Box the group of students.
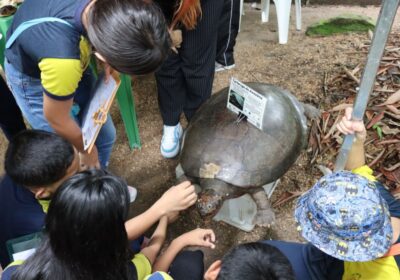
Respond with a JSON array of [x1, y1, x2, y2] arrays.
[[1, 107, 400, 280], [1, 0, 399, 278], [0, 0, 240, 169]]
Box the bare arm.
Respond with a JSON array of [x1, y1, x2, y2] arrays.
[[125, 205, 165, 241], [43, 94, 99, 168], [140, 217, 168, 265], [125, 181, 197, 240], [152, 238, 184, 272], [153, 229, 215, 273], [345, 139, 366, 170], [43, 95, 83, 149], [336, 107, 367, 170]]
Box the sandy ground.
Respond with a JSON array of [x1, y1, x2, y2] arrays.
[[1, 4, 399, 267]]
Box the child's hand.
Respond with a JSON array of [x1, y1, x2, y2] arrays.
[[169, 29, 182, 54], [337, 107, 367, 142], [175, 228, 216, 249], [156, 181, 197, 215]]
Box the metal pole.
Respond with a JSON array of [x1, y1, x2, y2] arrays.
[[334, 0, 399, 171]]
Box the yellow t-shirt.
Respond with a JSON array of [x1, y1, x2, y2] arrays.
[[341, 165, 400, 280], [3, 254, 157, 280], [144, 271, 174, 280], [39, 37, 91, 99], [132, 253, 153, 280], [38, 199, 50, 213], [343, 257, 400, 280], [352, 165, 376, 182]]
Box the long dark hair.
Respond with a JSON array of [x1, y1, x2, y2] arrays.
[[12, 169, 136, 280], [87, 0, 171, 75]]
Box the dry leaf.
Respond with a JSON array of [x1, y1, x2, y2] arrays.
[[386, 104, 400, 115], [381, 125, 400, 135], [272, 191, 303, 208], [329, 103, 353, 112], [366, 111, 384, 129], [368, 149, 386, 167], [377, 89, 400, 106]]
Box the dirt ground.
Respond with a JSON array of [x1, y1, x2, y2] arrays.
[[1, 4, 400, 268]]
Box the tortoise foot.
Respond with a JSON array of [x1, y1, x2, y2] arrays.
[[301, 103, 321, 120], [253, 208, 275, 227]]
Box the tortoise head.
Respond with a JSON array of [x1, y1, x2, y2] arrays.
[[197, 188, 224, 217], [196, 179, 232, 217]]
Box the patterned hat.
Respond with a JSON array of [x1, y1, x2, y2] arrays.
[[295, 171, 392, 262]]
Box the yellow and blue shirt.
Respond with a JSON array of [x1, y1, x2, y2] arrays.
[[5, 0, 92, 100], [0, 175, 45, 268]]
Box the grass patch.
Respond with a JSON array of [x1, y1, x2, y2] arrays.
[[306, 15, 375, 37]]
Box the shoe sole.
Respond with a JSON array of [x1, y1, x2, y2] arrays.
[[161, 145, 180, 158], [161, 127, 183, 159], [127, 186, 137, 203], [215, 64, 236, 72]]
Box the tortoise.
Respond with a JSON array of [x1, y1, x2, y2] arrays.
[[178, 82, 316, 226]]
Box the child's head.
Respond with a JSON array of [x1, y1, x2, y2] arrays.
[[295, 170, 393, 262], [5, 130, 79, 199], [12, 169, 133, 280], [87, 0, 170, 76], [204, 242, 295, 280], [47, 169, 130, 265]]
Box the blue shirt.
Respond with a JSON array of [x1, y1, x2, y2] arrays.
[[0, 175, 45, 268], [5, 0, 89, 78]]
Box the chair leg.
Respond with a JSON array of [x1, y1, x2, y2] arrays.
[[295, 0, 301, 30], [274, 0, 292, 44], [261, 0, 270, 23]]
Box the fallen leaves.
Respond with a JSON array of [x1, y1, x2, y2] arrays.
[[308, 31, 400, 194], [272, 191, 303, 208]]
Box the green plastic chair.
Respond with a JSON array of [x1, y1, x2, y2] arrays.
[[0, 14, 141, 149]]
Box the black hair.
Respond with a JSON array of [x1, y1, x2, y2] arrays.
[[4, 130, 75, 187], [87, 0, 171, 75], [217, 242, 295, 280], [12, 169, 136, 280]]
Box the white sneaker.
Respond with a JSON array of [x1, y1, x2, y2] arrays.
[[215, 62, 236, 72], [160, 123, 183, 158], [127, 185, 137, 203]]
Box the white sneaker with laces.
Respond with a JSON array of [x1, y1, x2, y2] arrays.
[[160, 123, 183, 158], [127, 185, 137, 203]]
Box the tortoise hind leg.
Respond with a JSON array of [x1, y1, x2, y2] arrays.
[[251, 189, 275, 227]]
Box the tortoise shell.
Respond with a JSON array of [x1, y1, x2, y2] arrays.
[[180, 83, 308, 187]]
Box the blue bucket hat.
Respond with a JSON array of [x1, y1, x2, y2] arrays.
[[295, 171, 392, 262]]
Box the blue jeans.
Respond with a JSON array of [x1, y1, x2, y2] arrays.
[[4, 60, 116, 167]]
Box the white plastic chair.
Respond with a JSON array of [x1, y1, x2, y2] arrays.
[[260, 0, 302, 44]]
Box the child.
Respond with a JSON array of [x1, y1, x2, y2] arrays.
[[215, 0, 240, 72], [266, 107, 400, 279], [203, 242, 295, 280], [145, 241, 295, 280], [146, 228, 216, 280], [5, 0, 170, 168], [0, 130, 197, 268], [2, 170, 203, 280], [154, 0, 225, 159]]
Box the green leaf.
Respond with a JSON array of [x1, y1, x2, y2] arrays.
[[372, 124, 383, 140]]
